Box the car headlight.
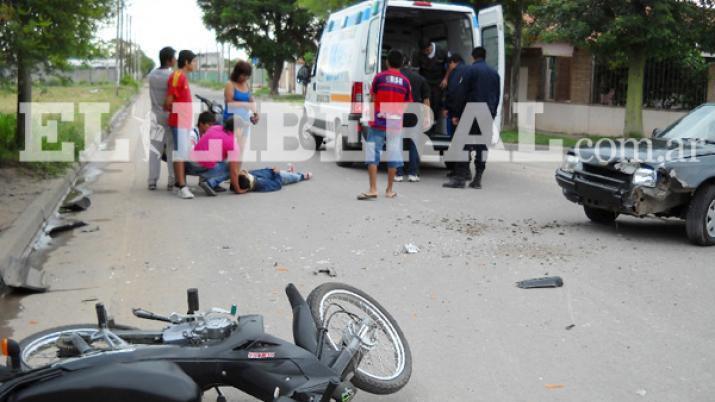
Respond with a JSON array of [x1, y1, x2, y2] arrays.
[[632, 168, 657, 187], [561, 154, 581, 173]]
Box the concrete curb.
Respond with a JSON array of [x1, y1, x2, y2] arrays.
[[0, 164, 80, 288], [0, 90, 140, 290]]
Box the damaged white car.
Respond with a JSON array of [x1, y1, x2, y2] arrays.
[[556, 104, 715, 246]]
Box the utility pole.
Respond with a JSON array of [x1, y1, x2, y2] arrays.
[[115, 0, 122, 94]]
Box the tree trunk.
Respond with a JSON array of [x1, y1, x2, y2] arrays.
[[624, 49, 646, 137], [15, 53, 32, 151], [507, 4, 523, 129], [269, 60, 284, 96]]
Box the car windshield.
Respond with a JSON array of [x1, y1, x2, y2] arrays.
[[658, 104, 715, 142]]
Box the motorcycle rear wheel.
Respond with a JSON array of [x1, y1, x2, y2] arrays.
[[307, 283, 412, 395]]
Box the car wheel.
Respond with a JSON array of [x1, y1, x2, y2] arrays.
[[584, 206, 618, 224], [298, 114, 323, 151], [685, 184, 715, 246]]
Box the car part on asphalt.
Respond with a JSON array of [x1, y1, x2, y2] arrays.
[[516, 276, 564, 289]]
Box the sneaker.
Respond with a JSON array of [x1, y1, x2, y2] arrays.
[[198, 181, 217, 197], [395, 176, 404, 182], [408, 175, 420, 182], [148, 183, 157, 191], [177, 186, 194, 199], [304, 172, 313, 180]]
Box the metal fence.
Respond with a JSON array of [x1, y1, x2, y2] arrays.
[[592, 59, 709, 110]]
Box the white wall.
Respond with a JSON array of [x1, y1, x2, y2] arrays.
[[535, 102, 686, 137]]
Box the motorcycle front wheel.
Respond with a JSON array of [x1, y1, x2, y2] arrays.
[[307, 283, 412, 395], [14, 323, 135, 370]]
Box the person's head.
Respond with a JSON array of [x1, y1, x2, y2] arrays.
[[197, 111, 216, 135], [418, 38, 432, 55], [159, 47, 176, 69], [222, 116, 237, 135], [230, 60, 252, 83], [448, 53, 464, 69], [238, 171, 255, 191], [472, 47, 487, 62], [178, 50, 197, 71], [386, 49, 403, 69]]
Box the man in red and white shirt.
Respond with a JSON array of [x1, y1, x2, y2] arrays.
[[358, 49, 413, 201], [164, 50, 197, 199]]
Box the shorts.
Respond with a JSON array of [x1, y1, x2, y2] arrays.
[[364, 127, 403, 169], [171, 127, 192, 161]]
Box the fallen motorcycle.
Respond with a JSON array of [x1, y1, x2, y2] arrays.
[[0, 283, 411, 402]]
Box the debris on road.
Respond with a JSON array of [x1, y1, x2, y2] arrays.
[[636, 389, 647, 397], [565, 324, 576, 330], [314, 268, 337, 277], [46, 217, 88, 237], [544, 384, 565, 390], [80, 226, 100, 233], [403, 243, 420, 254], [60, 196, 91, 213], [516, 276, 564, 289], [81, 297, 99, 303]]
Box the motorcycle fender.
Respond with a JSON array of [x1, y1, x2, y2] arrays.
[[9, 361, 200, 402]]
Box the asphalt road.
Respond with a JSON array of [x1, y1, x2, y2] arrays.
[[1, 85, 715, 402]]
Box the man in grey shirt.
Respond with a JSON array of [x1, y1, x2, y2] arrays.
[[147, 47, 176, 190]]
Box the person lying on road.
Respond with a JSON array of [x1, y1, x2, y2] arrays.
[[235, 165, 313, 194]]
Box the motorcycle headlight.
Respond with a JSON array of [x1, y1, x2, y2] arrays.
[[633, 168, 657, 188], [561, 154, 581, 173]]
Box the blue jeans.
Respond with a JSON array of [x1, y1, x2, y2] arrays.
[[278, 171, 304, 185], [397, 138, 419, 176], [185, 161, 229, 188], [364, 127, 403, 169]]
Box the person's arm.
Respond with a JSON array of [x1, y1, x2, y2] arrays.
[[440, 63, 455, 89]]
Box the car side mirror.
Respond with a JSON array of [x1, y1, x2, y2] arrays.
[[651, 128, 662, 138]]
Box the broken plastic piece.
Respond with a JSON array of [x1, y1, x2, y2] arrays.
[[515, 276, 564, 289], [313, 268, 337, 278], [46, 219, 88, 237], [60, 196, 91, 213], [403, 243, 420, 254]]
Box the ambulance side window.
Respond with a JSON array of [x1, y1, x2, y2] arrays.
[[365, 18, 380, 74]]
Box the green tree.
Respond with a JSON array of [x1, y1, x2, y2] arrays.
[[198, 0, 320, 95], [530, 0, 715, 136], [297, 0, 353, 17], [0, 0, 116, 149]]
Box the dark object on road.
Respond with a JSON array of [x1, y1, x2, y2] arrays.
[[556, 104, 715, 246], [46, 219, 87, 237], [59, 196, 91, 213], [0, 284, 412, 402], [516, 276, 564, 289], [565, 324, 576, 331], [314, 268, 338, 277]]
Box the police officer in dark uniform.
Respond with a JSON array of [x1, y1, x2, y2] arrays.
[[443, 47, 501, 190]]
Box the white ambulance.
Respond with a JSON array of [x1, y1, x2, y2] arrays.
[[301, 0, 505, 165]]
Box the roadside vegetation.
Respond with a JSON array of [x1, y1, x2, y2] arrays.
[[0, 82, 139, 175]]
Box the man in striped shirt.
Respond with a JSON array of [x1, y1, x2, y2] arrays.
[[358, 50, 413, 201]]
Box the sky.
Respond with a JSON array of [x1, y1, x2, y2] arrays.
[[99, 0, 247, 65]]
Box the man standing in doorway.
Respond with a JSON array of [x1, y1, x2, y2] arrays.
[[357, 50, 412, 201], [444, 47, 500, 189], [415, 39, 447, 130], [147, 46, 176, 191], [165, 50, 197, 199]]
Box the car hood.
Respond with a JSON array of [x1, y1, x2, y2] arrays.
[[574, 138, 715, 166]]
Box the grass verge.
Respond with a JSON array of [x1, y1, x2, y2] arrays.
[[0, 82, 139, 176]]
